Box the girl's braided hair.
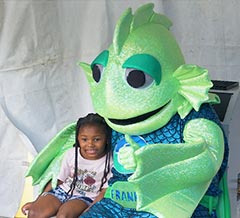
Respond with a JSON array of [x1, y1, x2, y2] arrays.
[[67, 113, 112, 197]]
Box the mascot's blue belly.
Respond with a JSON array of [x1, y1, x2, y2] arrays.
[[80, 104, 228, 218]]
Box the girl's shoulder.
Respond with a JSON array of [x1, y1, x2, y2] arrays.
[[64, 147, 76, 158]]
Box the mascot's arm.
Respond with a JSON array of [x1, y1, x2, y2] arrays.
[[120, 118, 224, 181], [119, 118, 224, 217], [25, 122, 76, 193]]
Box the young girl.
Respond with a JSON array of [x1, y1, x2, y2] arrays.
[[21, 113, 112, 218]]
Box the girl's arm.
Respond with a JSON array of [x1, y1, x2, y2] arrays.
[[92, 188, 106, 204], [84, 188, 107, 213]]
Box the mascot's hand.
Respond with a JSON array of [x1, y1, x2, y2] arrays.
[[37, 156, 63, 192], [119, 146, 137, 171], [118, 135, 140, 171], [25, 123, 76, 193]]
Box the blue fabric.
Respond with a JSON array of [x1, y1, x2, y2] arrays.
[[46, 186, 93, 205], [81, 198, 156, 218]]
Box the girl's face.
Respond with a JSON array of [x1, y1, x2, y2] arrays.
[[78, 124, 107, 160]]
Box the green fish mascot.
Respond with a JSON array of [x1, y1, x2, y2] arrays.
[[26, 3, 230, 218]]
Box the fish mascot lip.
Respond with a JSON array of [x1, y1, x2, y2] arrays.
[[25, 3, 229, 218]]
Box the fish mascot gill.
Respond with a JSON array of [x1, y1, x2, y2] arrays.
[[26, 3, 229, 218]]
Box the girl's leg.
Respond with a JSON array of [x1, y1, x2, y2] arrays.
[[27, 194, 61, 218], [56, 199, 88, 218]]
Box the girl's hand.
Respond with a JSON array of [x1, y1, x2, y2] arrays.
[[21, 202, 33, 215]]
